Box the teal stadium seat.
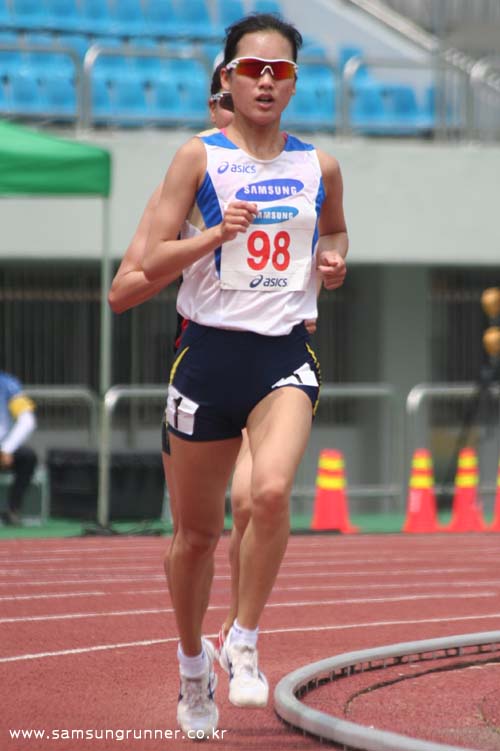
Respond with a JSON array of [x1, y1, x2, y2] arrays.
[[0, 32, 23, 75], [182, 76, 208, 124], [0, 0, 11, 26], [25, 32, 75, 76], [252, 0, 282, 15], [128, 37, 164, 81], [43, 71, 77, 119], [144, 0, 177, 38], [45, 0, 82, 32], [10, 68, 48, 116], [80, 0, 112, 35], [91, 75, 113, 123], [170, 0, 217, 40], [113, 76, 148, 125], [152, 76, 183, 121], [109, 0, 148, 38], [10, 0, 48, 29], [216, 0, 245, 30], [0, 79, 10, 115]]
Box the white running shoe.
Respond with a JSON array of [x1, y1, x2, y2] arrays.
[[219, 640, 269, 708], [177, 638, 218, 737]]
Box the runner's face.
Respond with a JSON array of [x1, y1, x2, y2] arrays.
[[209, 97, 234, 129], [223, 31, 296, 123]]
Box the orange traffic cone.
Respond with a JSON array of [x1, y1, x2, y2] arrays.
[[489, 457, 500, 531], [402, 448, 439, 533], [445, 447, 486, 532], [310, 449, 358, 533]]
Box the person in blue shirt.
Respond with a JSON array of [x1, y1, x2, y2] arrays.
[[0, 371, 37, 525]]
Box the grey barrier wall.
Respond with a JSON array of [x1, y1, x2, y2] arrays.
[[96, 382, 402, 528], [19, 381, 500, 523]]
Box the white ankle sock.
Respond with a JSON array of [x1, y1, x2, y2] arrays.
[[229, 619, 258, 648], [177, 643, 207, 678]]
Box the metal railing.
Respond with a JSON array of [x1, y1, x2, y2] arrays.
[[340, 55, 472, 138], [405, 382, 500, 498], [0, 41, 82, 126], [25, 385, 100, 444], [80, 43, 212, 130], [97, 384, 166, 527], [96, 382, 401, 527]]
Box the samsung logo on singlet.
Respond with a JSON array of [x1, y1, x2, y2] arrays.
[[236, 179, 304, 201], [217, 161, 257, 174], [253, 206, 298, 224]]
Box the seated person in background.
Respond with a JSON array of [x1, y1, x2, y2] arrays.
[[0, 370, 37, 525]]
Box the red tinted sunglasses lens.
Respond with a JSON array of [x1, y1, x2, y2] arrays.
[[236, 59, 296, 80]]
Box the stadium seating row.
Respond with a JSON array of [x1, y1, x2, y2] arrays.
[[1, 0, 283, 38], [0, 21, 442, 133]]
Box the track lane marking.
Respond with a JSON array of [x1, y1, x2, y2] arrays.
[[2, 612, 500, 663], [0, 592, 496, 625]]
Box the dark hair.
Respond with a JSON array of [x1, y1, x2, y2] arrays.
[[223, 13, 303, 64], [210, 62, 224, 96]]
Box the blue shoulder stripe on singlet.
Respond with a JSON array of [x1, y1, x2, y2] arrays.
[[200, 131, 238, 149], [196, 171, 224, 276], [311, 177, 326, 254], [283, 133, 315, 152]]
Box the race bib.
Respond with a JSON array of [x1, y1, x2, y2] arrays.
[[220, 224, 313, 292]]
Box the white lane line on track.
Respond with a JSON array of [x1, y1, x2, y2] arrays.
[[2, 579, 500, 602], [0, 567, 487, 587], [0, 592, 495, 624], [0, 591, 107, 601], [0, 556, 490, 572], [2, 611, 500, 664]]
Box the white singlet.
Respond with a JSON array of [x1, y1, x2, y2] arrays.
[[177, 129, 325, 336]]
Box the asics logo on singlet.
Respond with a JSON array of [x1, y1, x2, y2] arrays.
[[217, 161, 257, 174], [235, 179, 304, 202], [249, 275, 288, 288], [253, 205, 298, 225]]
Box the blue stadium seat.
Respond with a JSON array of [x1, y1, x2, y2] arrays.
[[0, 32, 23, 76], [9, 68, 47, 115], [385, 83, 435, 135], [0, 0, 11, 27], [145, 0, 182, 38], [109, 0, 148, 37], [283, 85, 334, 132], [127, 37, 164, 80], [42, 71, 77, 119], [113, 76, 148, 125], [252, 0, 282, 15], [182, 77, 208, 124], [170, 0, 218, 40], [216, 0, 245, 30], [350, 81, 388, 134], [0, 80, 10, 115], [25, 32, 75, 76], [91, 35, 126, 81], [10, 0, 49, 30], [301, 40, 328, 60], [90, 75, 113, 122], [57, 33, 91, 63], [45, 0, 82, 32], [152, 76, 183, 120], [80, 0, 112, 35]]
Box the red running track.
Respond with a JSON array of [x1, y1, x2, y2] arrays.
[[1, 533, 500, 751]]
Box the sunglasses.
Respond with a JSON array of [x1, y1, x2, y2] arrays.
[[225, 57, 298, 80], [209, 91, 234, 112]]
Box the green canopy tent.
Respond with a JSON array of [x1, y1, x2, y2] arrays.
[[0, 120, 114, 525]]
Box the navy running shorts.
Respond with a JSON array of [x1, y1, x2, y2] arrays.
[[162, 321, 321, 445]]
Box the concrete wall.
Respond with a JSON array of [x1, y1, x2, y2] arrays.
[[1, 132, 498, 265]]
